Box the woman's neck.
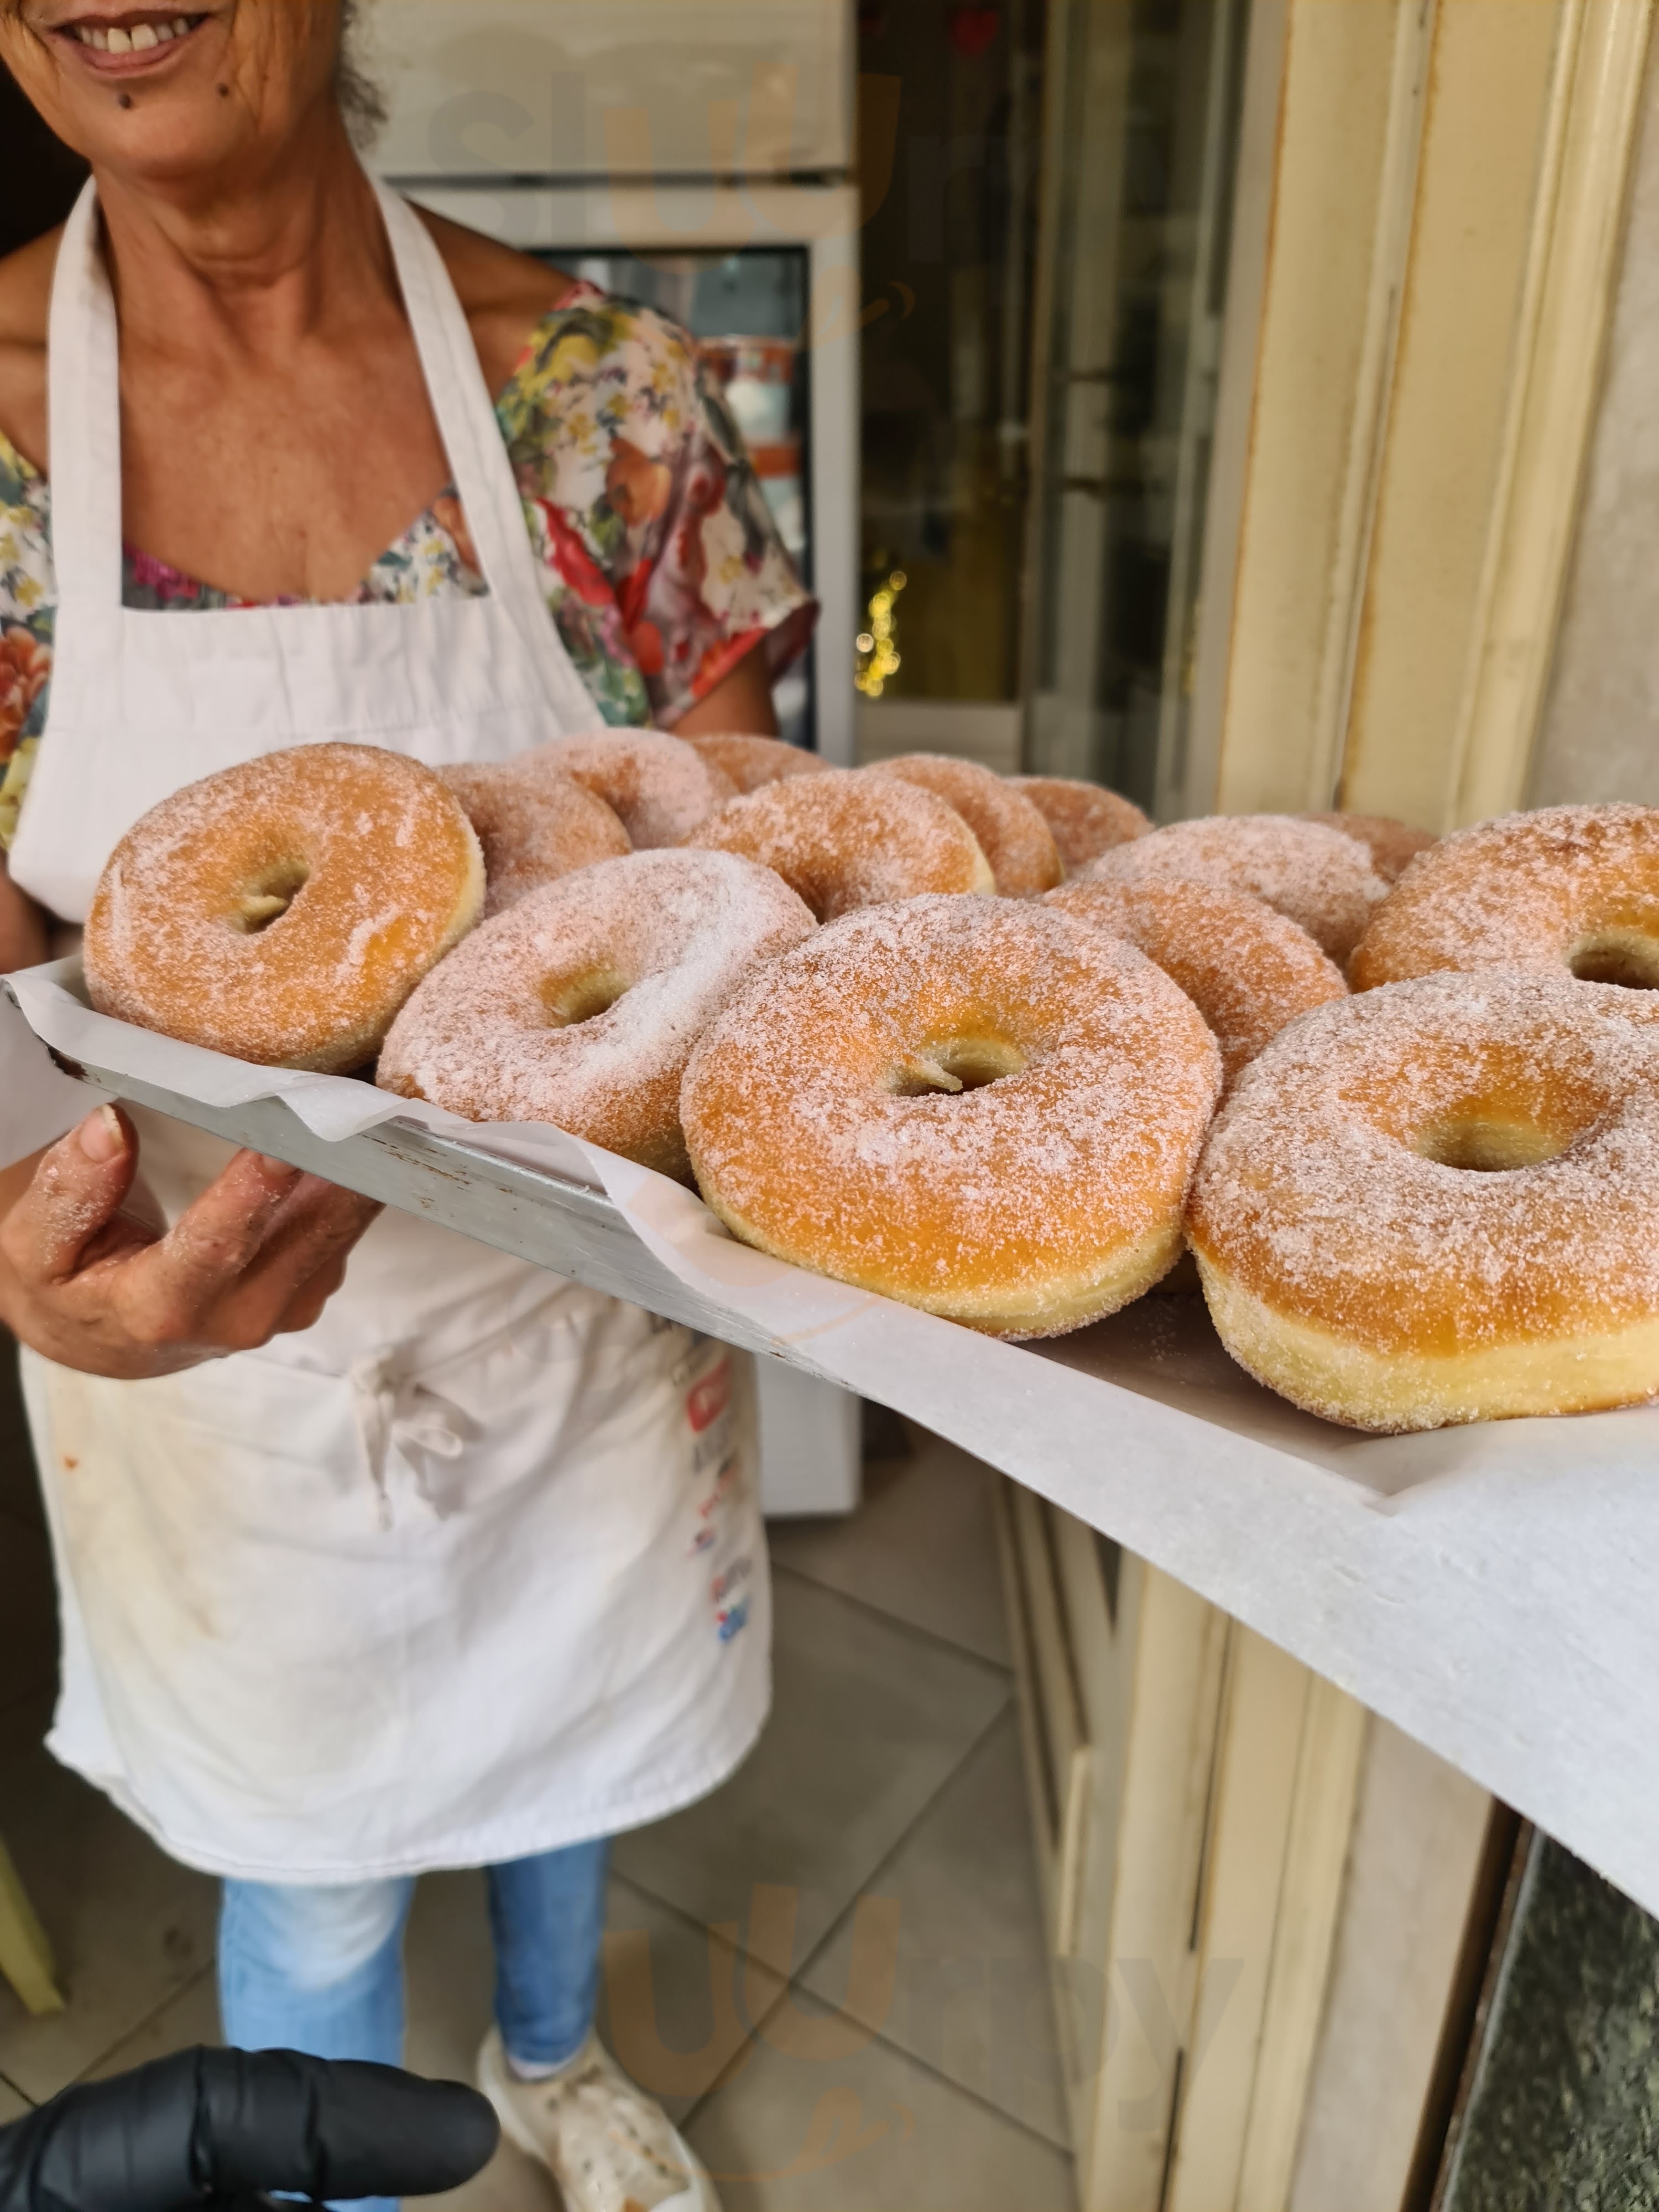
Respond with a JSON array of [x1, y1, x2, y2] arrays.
[[93, 107, 394, 366]]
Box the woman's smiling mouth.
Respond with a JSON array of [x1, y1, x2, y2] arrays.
[[55, 11, 207, 67]]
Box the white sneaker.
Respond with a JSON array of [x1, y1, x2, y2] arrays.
[[477, 2023, 722, 2212]]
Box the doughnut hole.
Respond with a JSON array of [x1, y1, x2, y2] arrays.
[[541, 965, 632, 1026], [1567, 927, 1659, 989], [1415, 1118, 1569, 1172], [233, 857, 311, 933], [888, 1036, 1030, 1096]]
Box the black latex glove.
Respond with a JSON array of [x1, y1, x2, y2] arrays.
[[0, 2047, 499, 2212]]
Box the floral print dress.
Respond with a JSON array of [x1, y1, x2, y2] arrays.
[[0, 286, 815, 848]]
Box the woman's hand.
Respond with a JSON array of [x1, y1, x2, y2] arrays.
[[0, 1107, 380, 1380]]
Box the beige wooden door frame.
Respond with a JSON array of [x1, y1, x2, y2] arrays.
[[1187, 0, 1655, 831]]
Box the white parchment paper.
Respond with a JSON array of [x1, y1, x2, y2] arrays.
[[8, 958, 1659, 1913]]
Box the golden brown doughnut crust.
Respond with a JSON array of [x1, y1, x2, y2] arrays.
[[682, 895, 1221, 1337], [867, 755, 1061, 896], [1087, 813, 1388, 962], [685, 772, 994, 919], [441, 761, 630, 916], [378, 848, 815, 1178], [1302, 811, 1436, 884], [1047, 877, 1346, 1086], [1187, 972, 1659, 1430], [85, 744, 483, 1073], [681, 732, 832, 794], [521, 731, 737, 847], [1009, 776, 1151, 872], [1350, 802, 1659, 992]]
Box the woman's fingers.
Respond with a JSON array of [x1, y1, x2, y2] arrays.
[[106, 1149, 311, 1348], [208, 1175, 382, 1348], [0, 1108, 143, 1285]]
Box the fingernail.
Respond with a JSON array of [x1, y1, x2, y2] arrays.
[[78, 1105, 125, 1164]]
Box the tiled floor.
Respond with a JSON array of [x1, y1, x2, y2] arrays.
[[0, 1339, 1074, 2210]]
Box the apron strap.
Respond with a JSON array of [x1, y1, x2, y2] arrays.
[[43, 175, 598, 733], [45, 181, 122, 613], [371, 184, 601, 729]]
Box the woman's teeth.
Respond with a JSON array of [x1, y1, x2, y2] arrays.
[[72, 17, 194, 50]]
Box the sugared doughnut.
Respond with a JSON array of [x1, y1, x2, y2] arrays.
[[440, 761, 629, 916], [1187, 972, 1659, 1430], [1009, 775, 1151, 873], [1302, 811, 1436, 884], [682, 896, 1221, 1337], [867, 755, 1061, 897], [378, 849, 814, 1178], [1047, 877, 1345, 1087], [681, 732, 831, 794], [521, 731, 736, 848], [85, 743, 482, 1073], [685, 773, 994, 919], [1086, 813, 1387, 962], [1350, 802, 1659, 993]]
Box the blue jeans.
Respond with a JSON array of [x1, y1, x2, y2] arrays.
[[218, 1839, 609, 2212]]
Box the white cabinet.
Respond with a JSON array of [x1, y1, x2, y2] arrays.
[[363, 0, 855, 181]]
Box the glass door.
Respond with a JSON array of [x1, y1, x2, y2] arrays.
[[1024, 0, 1250, 818]]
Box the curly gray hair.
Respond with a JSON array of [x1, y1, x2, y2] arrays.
[[336, 0, 387, 145]]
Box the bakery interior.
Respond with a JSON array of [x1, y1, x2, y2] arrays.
[[6, 3, 1659, 2211]]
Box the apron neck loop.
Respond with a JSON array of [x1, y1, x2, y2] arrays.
[[43, 170, 566, 675]]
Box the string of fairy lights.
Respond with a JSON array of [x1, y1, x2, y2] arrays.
[[854, 568, 907, 698]]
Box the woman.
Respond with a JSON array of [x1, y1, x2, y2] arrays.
[[0, 7, 816, 2210]]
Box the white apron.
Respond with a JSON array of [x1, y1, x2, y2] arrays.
[[6, 180, 769, 1882]]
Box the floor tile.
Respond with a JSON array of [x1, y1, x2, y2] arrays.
[[0, 1338, 44, 1532], [686, 1990, 1077, 2212], [0, 2075, 28, 2122], [0, 1733, 219, 2101], [613, 1574, 1009, 1979], [768, 1432, 1012, 1667], [0, 1507, 58, 1721], [79, 1966, 219, 2080], [800, 1710, 1070, 2148]]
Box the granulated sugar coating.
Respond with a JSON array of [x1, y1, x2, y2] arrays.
[[441, 761, 629, 916], [1350, 802, 1659, 992], [84, 743, 484, 1073], [868, 755, 1062, 896], [1086, 813, 1387, 961], [1046, 877, 1346, 1086], [685, 773, 995, 919], [682, 895, 1222, 1338], [1010, 776, 1151, 873], [378, 847, 815, 1179], [681, 732, 832, 795], [520, 730, 736, 848], [1187, 971, 1659, 1431], [1303, 811, 1436, 884]]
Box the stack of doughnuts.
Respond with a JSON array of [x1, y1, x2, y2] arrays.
[[84, 742, 1659, 1432]]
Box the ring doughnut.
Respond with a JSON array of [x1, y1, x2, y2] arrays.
[[1046, 877, 1345, 1086], [682, 895, 1222, 1336], [1008, 776, 1151, 873], [1086, 813, 1387, 962], [378, 848, 814, 1178], [521, 731, 737, 848], [1350, 802, 1659, 993], [440, 762, 629, 916], [1187, 971, 1659, 1430], [1302, 811, 1436, 884], [681, 733, 832, 794], [867, 755, 1061, 896], [685, 772, 994, 919], [85, 743, 482, 1073]]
